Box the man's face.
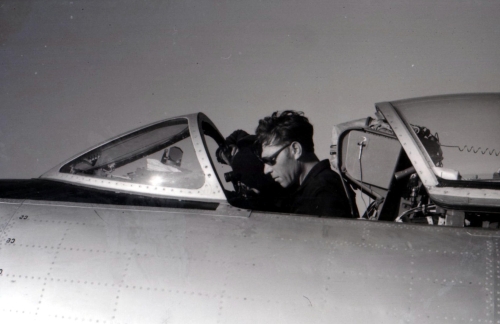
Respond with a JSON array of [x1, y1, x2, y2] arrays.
[[261, 143, 299, 188]]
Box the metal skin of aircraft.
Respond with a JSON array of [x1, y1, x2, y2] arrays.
[[1, 94, 499, 323]]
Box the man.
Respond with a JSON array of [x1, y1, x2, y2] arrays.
[[255, 110, 353, 218]]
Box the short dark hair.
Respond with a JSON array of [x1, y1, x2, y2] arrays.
[[255, 110, 314, 153]]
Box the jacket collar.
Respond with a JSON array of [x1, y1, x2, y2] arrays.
[[294, 160, 330, 193]]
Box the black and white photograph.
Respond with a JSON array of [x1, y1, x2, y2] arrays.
[[1, 1, 500, 323]]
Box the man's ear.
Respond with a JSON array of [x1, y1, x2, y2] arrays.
[[290, 141, 303, 160]]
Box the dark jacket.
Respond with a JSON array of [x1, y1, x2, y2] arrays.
[[283, 160, 353, 218]]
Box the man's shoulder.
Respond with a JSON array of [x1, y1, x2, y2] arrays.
[[307, 160, 343, 187], [294, 161, 344, 203], [291, 160, 352, 218]]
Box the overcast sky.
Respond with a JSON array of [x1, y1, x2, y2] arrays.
[[1, 0, 499, 179]]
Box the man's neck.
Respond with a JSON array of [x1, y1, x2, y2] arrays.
[[298, 154, 320, 185]]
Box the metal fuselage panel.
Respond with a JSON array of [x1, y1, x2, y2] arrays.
[[0, 200, 23, 245], [0, 200, 498, 323]]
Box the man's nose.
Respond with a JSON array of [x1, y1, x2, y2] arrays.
[[263, 163, 272, 175]]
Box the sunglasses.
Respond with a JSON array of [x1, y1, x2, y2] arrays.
[[256, 143, 292, 166]]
